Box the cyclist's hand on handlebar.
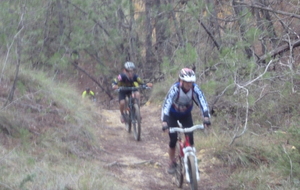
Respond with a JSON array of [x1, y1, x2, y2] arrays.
[[146, 83, 153, 88], [203, 117, 211, 127], [112, 84, 118, 90], [162, 122, 169, 132]]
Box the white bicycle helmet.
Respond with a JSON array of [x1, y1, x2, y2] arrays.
[[124, 61, 135, 70], [179, 68, 196, 82]]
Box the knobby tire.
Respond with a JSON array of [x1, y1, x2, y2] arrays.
[[132, 103, 141, 141], [175, 142, 183, 188], [187, 155, 198, 190]]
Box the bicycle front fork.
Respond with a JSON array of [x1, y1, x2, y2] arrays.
[[183, 147, 200, 182]]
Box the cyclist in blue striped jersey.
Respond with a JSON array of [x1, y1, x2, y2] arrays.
[[161, 68, 211, 174]]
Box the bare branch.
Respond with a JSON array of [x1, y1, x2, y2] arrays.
[[282, 145, 293, 180], [229, 85, 249, 146], [0, 20, 24, 82], [2, 10, 25, 108], [236, 2, 300, 19], [198, 20, 220, 50], [243, 60, 273, 87], [229, 60, 273, 146]]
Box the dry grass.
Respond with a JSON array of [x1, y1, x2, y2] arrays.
[[0, 63, 129, 190], [194, 119, 300, 189]]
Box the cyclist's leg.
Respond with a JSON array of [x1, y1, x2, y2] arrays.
[[179, 113, 194, 146], [133, 82, 140, 104], [118, 92, 126, 123], [167, 115, 178, 174], [168, 134, 177, 165], [133, 90, 140, 105], [168, 115, 178, 160], [133, 90, 141, 120], [133, 90, 140, 98]]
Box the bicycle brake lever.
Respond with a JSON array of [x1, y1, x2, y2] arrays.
[[177, 120, 183, 128]]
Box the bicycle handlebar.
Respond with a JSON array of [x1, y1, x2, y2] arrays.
[[162, 120, 204, 132], [162, 124, 204, 133], [118, 85, 150, 92], [169, 125, 204, 133]]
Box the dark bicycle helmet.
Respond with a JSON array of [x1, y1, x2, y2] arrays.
[[124, 61, 135, 70], [179, 68, 196, 82]]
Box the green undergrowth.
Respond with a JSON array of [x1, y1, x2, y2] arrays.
[[148, 77, 177, 104], [195, 119, 300, 189], [0, 63, 129, 190]]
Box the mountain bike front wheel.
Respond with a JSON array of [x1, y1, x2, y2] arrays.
[[132, 104, 141, 141], [187, 155, 198, 190], [175, 143, 183, 188]]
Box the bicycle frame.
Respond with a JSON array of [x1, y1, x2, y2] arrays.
[[118, 85, 150, 141], [180, 136, 199, 182], [169, 122, 204, 183], [125, 93, 137, 120]]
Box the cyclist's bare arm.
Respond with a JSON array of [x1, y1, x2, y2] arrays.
[[146, 83, 153, 87]]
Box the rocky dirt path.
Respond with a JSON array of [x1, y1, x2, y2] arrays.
[[96, 104, 229, 190]]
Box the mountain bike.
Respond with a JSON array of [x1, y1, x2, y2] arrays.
[[163, 121, 204, 190], [118, 85, 150, 141]]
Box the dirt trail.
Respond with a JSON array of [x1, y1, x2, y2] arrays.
[[96, 104, 229, 190]]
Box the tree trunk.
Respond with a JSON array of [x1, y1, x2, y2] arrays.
[[253, 3, 267, 55], [232, 0, 253, 59], [144, 0, 155, 79], [129, 0, 137, 62], [205, 0, 221, 46], [258, 0, 278, 48], [154, 0, 170, 70], [56, 0, 64, 37]]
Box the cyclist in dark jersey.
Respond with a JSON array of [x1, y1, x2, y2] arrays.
[[161, 68, 211, 174], [112, 62, 151, 123]]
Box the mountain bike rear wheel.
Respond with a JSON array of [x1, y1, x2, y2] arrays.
[[175, 143, 183, 188], [187, 155, 198, 190], [132, 104, 141, 141]]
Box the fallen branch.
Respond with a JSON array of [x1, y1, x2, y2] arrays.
[[236, 2, 300, 19], [258, 40, 300, 63], [71, 61, 113, 100]]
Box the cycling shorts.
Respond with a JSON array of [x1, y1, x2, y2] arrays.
[[167, 112, 194, 148]]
